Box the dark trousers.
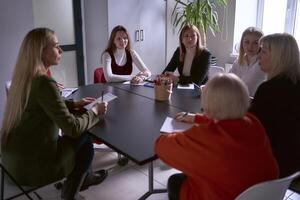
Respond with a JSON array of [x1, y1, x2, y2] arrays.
[[62, 132, 94, 199], [168, 173, 186, 200]]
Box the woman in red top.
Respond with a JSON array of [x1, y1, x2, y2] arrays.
[[155, 73, 278, 200]]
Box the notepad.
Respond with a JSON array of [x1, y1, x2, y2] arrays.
[[177, 84, 194, 90], [61, 87, 78, 98], [160, 116, 193, 133], [123, 81, 145, 86], [84, 92, 117, 110]]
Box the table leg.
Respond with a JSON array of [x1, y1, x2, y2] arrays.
[[138, 161, 167, 200]]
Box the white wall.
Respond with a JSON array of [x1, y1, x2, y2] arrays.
[[0, 0, 34, 127]]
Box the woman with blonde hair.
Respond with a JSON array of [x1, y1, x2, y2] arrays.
[[1, 28, 108, 199], [155, 73, 278, 200], [163, 24, 211, 85], [230, 27, 266, 96], [101, 25, 151, 83], [249, 33, 300, 178]]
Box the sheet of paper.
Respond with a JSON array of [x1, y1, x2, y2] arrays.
[[61, 87, 78, 98], [160, 116, 193, 133], [123, 81, 145, 86], [177, 84, 194, 90], [84, 92, 117, 110]]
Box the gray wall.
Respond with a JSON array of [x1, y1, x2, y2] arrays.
[[0, 0, 34, 127], [83, 0, 109, 84]]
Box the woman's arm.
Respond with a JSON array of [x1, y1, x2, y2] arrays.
[[36, 76, 100, 138], [130, 50, 151, 78], [102, 52, 133, 82], [162, 48, 180, 74]]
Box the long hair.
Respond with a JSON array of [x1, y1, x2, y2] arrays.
[[238, 27, 263, 65], [179, 24, 203, 62], [103, 25, 132, 54], [260, 33, 300, 83], [1, 28, 54, 144], [202, 73, 249, 120]]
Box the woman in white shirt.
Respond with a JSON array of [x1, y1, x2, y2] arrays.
[[101, 25, 151, 83], [230, 27, 266, 97]]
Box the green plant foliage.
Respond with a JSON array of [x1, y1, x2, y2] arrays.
[[172, 0, 227, 36]]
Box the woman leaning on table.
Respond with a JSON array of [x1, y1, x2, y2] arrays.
[[162, 24, 211, 85], [249, 33, 300, 178], [1, 28, 108, 200], [101, 25, 151, 84], [155, 73, 278, 200]]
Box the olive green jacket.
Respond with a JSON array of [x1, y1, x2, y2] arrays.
[[2, 75, 100, 186]]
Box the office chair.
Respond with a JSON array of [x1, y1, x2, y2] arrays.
[[235, 171, 300, 200], [93, 67, 129, 166], [0, 162, 61, 200], [208, 66, 225, 80]]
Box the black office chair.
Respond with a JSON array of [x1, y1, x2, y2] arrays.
[[0, 163, 43, 200]]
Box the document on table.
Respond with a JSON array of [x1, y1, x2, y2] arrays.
[[123, 81, 145, 86], [84, 92, 117, 110], [61, 87, 78, 98], [160, 117, 193, 133], [177, 84, 194, 90]]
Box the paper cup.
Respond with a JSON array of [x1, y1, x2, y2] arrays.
[[154, 83, 173, 101]]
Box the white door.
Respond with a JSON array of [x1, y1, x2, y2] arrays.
[[107, 0, 166, 75]]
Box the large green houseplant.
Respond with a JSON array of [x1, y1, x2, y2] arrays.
[[172, 0, 227, 46]]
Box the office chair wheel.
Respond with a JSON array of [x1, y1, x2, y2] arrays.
[[118, 157, 129, 166], [54, 181, 63, 190]]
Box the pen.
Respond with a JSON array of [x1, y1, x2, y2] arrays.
[[101, 91, 104, 102], [182, 112, 189, 117]]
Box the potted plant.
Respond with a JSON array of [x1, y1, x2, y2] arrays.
[[172, 0, 227, 46]]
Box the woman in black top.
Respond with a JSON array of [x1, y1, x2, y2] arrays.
[[163, 24, 211, 85], [249, 33, 300, 178]]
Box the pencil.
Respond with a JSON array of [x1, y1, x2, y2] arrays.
[[101, 91, 104, 102]]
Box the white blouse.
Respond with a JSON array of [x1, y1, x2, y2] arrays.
[[230, 55, 266, 97], [101, 49, 151, 82]]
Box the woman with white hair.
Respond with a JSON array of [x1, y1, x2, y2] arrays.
[[155, 73, 278, 200], [249, 33, 300, 178]]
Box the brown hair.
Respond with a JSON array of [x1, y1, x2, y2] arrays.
[[179, 24, 203, 62], [103, 25, 132, 54]]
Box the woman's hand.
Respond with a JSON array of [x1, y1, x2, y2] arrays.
[[74, 97, 95, 108], [175, 112, 195, 123], [91, 102, 108, 116], [164, 71, 179, 84], [130, 76, 143, 84]]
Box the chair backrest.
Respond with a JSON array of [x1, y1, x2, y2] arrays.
[[94, 67, 107, 83], [235, 171, 300, 200], [208, 66, 225, 80]]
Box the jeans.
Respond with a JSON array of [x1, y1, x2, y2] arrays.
[[168, 173, 186, 200]]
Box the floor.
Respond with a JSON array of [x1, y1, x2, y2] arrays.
[[6, 144, 300, 200]]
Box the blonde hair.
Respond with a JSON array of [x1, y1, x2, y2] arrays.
[[202, 73, 249, 120], [1, 28, 54, 144], [179, 24, 203, 62], [238, 27, 263, 65], [260, 33, 300, 83]]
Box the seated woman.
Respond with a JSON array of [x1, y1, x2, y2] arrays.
[[101, 25, 151, 84], [230, 27, 266, 97], [155, 73, 278, 200], [162, 24, 211, 85], [1, 28, 108, 200], [249, 33, 300, 178]]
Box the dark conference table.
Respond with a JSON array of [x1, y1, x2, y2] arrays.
[[70, 83, 201, 199]]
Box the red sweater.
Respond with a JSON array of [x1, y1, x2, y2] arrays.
[[155, 113, 278, 200]]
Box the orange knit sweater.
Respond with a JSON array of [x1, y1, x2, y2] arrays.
[[155, 113, 278, 200]]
